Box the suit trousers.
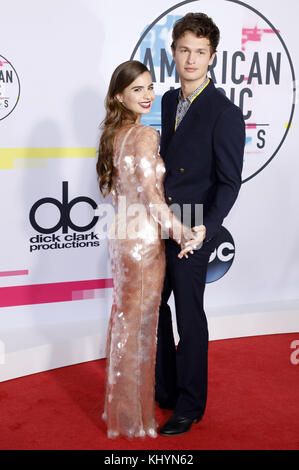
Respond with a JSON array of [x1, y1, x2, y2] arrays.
[[155, 235, 218, 420]]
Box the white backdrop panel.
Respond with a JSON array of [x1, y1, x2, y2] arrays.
[[0, 0, 298, 381]]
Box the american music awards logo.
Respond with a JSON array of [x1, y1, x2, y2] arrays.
[[131, 0, 296, 282], [0, 54, 20, 120], [131, 0, 296, 184]]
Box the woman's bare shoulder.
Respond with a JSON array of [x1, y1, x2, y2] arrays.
[[135, 124, 159, 142]]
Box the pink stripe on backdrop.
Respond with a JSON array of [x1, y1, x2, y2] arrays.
[[0, 270, 29, 277], [246, 124, 257, 129], [0, 279, 113, 308]]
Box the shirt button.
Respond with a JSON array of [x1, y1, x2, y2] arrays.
[[168, 196, 173, 202], [179, 168, 184, 173]]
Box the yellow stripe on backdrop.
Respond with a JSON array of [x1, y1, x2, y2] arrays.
[[0, 148, 96, 169], [285, 122, 293, 129]]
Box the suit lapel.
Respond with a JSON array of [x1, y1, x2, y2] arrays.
[[163, 80, 215, 164], [161, 89, 179, 159], [164, 103, 200, 166]]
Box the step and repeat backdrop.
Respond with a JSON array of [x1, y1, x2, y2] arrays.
[[1, 0, 298, 380]]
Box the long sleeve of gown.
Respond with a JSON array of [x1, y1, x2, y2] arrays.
[[135, 126, 192, 244]]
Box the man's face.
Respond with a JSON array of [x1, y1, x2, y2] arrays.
[[172, 31, 216, 85]]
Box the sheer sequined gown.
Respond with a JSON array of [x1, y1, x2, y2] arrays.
[[102, 124, 188, 439]]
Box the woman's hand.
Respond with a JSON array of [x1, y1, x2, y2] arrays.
[[178, 225, 206, 259]]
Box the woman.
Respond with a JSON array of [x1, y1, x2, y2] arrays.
[[97, 60, 196, 439]]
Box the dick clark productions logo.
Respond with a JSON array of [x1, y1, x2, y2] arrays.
[[131, 0, 296, 281], [29, 182, 100, 252], [0, 54, 20, 120]]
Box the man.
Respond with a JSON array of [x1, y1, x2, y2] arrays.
[[155, 12, 246, 436]]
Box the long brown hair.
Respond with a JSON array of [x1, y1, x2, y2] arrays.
[[97, 60, 149, 197]]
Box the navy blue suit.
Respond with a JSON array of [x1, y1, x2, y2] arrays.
[[155, 79, 245, 419]]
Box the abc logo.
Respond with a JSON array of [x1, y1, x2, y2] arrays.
[[206, 227, 235, 283]]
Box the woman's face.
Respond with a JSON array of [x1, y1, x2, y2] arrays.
[[116, 71, 155, 121]]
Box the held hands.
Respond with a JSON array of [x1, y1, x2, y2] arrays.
[[178, 225, 206, 259]]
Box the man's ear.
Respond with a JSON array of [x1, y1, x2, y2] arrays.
[[209, 52, 216, 66]]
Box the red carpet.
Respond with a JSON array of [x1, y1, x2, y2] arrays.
[[0, 333, 298, 450]]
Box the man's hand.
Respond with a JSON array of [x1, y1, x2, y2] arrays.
[[178, 225, 206, 259]]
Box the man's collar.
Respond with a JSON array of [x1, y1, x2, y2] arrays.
[[178, 76, 210, 103]]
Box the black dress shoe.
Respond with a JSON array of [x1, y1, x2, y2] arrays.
[[159, 414, 201, 436]]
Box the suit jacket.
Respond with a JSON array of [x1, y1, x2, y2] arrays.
[[160, 79, 246, 241]]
